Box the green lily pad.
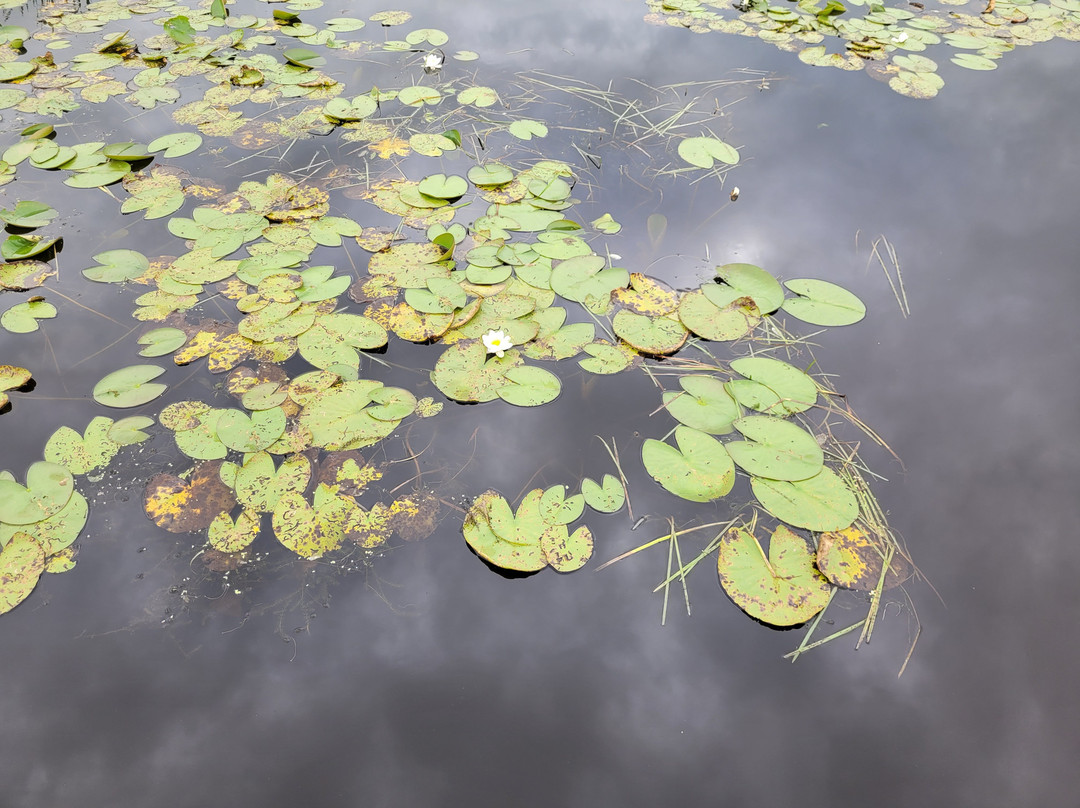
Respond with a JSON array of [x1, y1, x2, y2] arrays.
[[102, 142, 153, 162], [780, 279, 866, 326], [2, 234, 61, 260], [550, 255, 628, 310], [283, 47, 326, 69], [507, 119, 547, 140], [578, 341, 632, 375], [751, 467, 859, 532], [107, 416, 154, 445], [641, 425, 735, 503], [678, 136, 739, 168], [431, 341, 517, 403], [81, 249, 149, 283], [495, 365, 561, 407], [398, 85, 442, 107], [581, 474, 625, 513], [92, 365, 168, 408], [216, 407, 287, 453], [725, 415, 824, 481], [727, 357, 817, 416], [324, 95, 378, 121], [712, 263, 784, 314], [137, 327, 187, 357], [462, 490, 547, 572], [717, 524, 831, 626], [612, 310, 688, 355], [541, 524, 593, 572], [468, 163, 514, 186], [234, 452, 312, 513], [678, 289, 761, 341], [417, 173, 467, 200], [147, 132, 203, 157], [539, 485, 585, 525], [662, 375, 741, 434], [0, 200, 58, 228], [0, 533, 45, 615], [0, 461, 74, 525], [43, 417, 119, 474], [0, 490, 87, 555], [2, 298, 57, 333], [64, 161, 131, 188]]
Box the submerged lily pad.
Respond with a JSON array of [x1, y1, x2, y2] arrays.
[[143, 461, 237, 533], [717, 524, 831, 626]]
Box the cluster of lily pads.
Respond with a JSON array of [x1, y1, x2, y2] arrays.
[[645, 0, 1080, 98], [0, 0, 910, 635]]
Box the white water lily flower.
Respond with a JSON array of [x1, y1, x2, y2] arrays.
[[482, 329, 513, 358], [423, 49, 445, 73]]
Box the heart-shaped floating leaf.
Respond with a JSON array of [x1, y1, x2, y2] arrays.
[[137, 327, 187, 357], [549, 255, 628, 310], [81, 249, 149, 283], [147, 132, 203, 158], [816, 526, 912, 592], [0, 260, 53, 291], [2, 234, 60, 260], [462, 490, 546, 572], [677, 135, 739, 168], [712, 263, 784, 314], [107, 416, 154, 445], [612, 310, 688, 355], [496, 365, 561, 407], [642, 425, 735, 503], [2, 298, 57, 333], [234, 452, 312, 513], [324, 95, 378, 121], [297, 380, 412, 450], [64, 161, 131, 189], [468, 163, 514, 187], [751, 467, 858, 532], [578, 342, 632, 375], [207, 509, 261, 553], [539, 485, 585, 525], [0, 533, 45, 615], [727, 357, 818, 416], [216, 407, 287, 453], [725, 415, 824, 481], [0, 461, 74, 525], [581, 474, 625, 513], [717, 524, 831, 626], [143, 460, 237, 533], [780, 279, 865, 326], [93, 365, 167, 408], [44, 417, 119, 474], [418, 173, 467, 200], [662, 375, 741, 434], [0, 490, 87, 554], [541, 524, 593, 572], [678, 288, 760, 341], [507, 119, 547, 140], [272, 486, 357, 558], [431, 341, 517, 402], [398, 85, 442, 107], [0, 200, 58, 228]]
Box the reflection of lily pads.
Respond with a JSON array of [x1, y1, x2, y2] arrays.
[[717, 525, 830, 627]]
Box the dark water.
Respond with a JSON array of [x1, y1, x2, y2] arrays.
[[2, 2, 1079, 806]]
